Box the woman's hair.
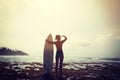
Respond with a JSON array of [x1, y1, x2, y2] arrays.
[[55, 35, 61, 40]]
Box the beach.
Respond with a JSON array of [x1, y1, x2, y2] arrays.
[[0, 61, 120, 80]]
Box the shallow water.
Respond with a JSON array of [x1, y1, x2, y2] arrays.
[[0, 55, 120, 63]]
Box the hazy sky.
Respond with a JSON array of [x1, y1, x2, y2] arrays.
[[0, 0, 120, 58]]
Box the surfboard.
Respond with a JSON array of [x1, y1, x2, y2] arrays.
[[43, 34, 54, 74]]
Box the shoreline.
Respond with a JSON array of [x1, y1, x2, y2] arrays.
[[0, 61, 120, 80]]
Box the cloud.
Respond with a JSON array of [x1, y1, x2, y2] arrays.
[[79, 42, 91, 47], [115, 34, 120, 40], [97, 33, 112, 40], [96, 33, 120, 41]]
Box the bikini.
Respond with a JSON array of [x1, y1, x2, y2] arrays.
[[56, 50, 63, 57]]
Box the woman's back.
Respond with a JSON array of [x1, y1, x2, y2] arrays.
[[55, 41, 64, 52]]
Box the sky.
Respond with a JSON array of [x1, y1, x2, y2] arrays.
[[0, 0, 120, 58]]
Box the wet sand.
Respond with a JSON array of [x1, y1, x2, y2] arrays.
[[0, 61, 120, 80]]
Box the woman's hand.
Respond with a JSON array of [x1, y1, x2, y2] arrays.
[[62, 35, 65, 37], [46, 39, 49, 42], [62, 35, 67, 38]]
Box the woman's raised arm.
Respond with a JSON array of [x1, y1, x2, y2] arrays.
[[61, 35, 67, 43]]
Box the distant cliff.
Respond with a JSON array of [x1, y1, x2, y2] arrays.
[[0, 47, 28, 55]]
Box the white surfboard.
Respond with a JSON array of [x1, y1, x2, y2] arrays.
[[43, 34, 54, 74]]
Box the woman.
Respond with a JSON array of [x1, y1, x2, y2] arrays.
[[46, 35, 67, 77]]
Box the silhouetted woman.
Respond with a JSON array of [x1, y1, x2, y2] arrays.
[[46, 35, 67, 77]]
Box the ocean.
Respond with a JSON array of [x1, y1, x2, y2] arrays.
[[0, 55, 120, 80], [0, 55, 120, 63]]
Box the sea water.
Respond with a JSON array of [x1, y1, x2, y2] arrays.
[[0, 55, 120, 63]]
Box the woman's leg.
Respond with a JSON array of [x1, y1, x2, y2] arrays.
[[55, 56, 59, 77], [60, 56, 64, 77]]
